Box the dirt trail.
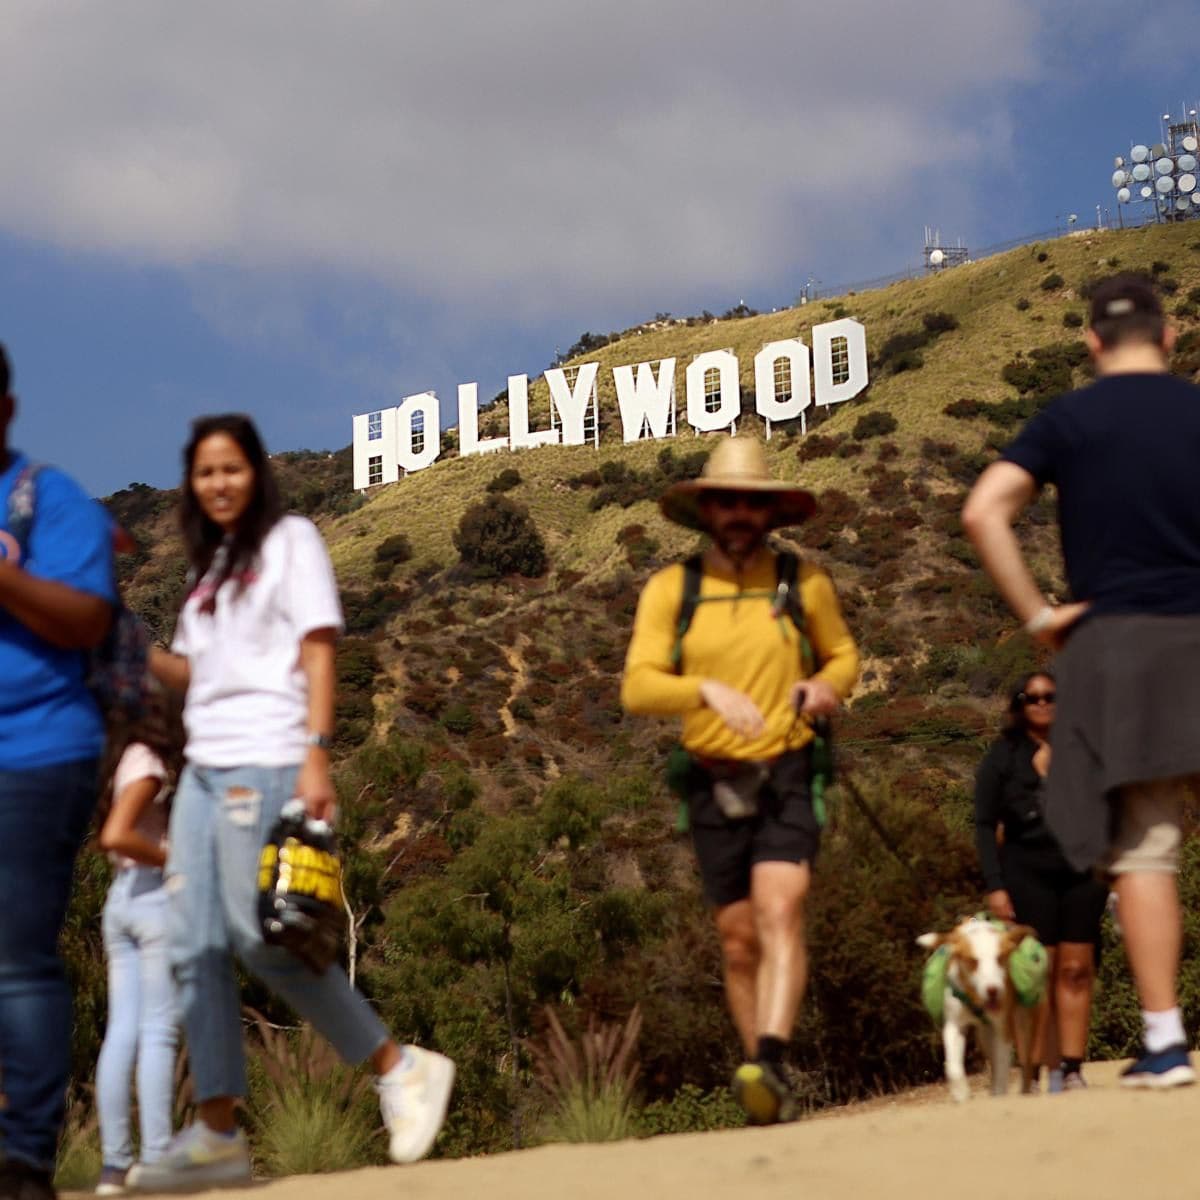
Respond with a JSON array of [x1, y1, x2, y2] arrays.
[[93, 1061, 1200, 1200]]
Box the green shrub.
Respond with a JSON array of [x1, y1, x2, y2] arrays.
[[1062, 311, 1084, 328], [1040, 273, 1064, 291], [636, 1083, 743, 1136], [441, 702, 476, 735], [890, 349, 924, 373], [943, 398, 983, 419], [1151, 260, 1170, 275], [486, 467, 523, 494], [853, 411, 899, 440], [454, 496, 548, 578], [922, 310, 959, 334], [1015, 298, 1031, 312], [374, 533, 413, 567]]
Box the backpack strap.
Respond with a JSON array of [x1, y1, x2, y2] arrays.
[[670, 554, 704, 673], [4, 463, 44, 553]]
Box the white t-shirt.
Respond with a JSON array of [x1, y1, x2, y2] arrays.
[[111, 742, 169, 871], [171, 515, 344, 767]]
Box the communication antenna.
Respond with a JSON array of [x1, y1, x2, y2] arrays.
[[1110, 104, 1200, 223], [923, 226, 968, 272]]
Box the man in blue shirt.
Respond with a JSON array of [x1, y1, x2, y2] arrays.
[[0, 342, 115, 1200], [963, 275, 1200, 1090]]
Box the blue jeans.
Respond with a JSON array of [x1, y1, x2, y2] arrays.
[[0, 757, 98, 1170], [97, 867, 178, 1167], [167, 764, 388, 1102]]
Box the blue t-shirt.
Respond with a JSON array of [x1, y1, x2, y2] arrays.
[[0, 452, 116, 769], [1003, 372, 1200, 616]]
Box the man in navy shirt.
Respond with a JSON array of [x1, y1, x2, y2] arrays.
[[0, 343, 115, 1199], [964, 275, 1200, 1090]]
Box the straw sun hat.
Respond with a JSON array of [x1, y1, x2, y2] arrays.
[[659, 436, 817, 532]]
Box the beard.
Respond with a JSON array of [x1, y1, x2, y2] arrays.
[[711, 521, 768, 561]]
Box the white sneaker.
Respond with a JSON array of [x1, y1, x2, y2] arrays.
[[377, 1046, 456, 1164], [125, 1124, 251, 1193]]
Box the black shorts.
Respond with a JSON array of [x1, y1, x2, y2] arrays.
[[1001, 847, 1108, 947], [686, 748, 819, 908]]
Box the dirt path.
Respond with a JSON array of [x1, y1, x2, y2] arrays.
[[96, 1061, 1200, 1200]]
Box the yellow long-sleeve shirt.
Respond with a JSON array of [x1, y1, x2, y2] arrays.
[[621, 553, 859, 761]]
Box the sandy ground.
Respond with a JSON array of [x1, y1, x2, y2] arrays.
[[82, 1061, 1198, 1200]]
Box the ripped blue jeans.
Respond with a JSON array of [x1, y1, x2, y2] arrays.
[[167, 764, 388, 1102]]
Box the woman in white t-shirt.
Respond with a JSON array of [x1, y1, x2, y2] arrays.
[[94, 696, 183, 1196], [134, 415, 454, 1193]]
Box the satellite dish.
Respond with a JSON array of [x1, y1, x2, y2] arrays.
[[1177, 154, 1197, 172], [1178, 173, 1197, 194], [1114, 155, 1126, 168], [1156, 175, 1175, 194], [929, 248, 945, 266], [1156, 157, 1174, 175], [1132, 163, 1152, 181], [1184, 135, 1199, 153], [1111, 170, 1127, 187], [1152, 143, 1168, 158], [1117, 187, 1131, 203], [1131, 144, 1150, 162], [1068, 213, 1078, 224], [1193, 192, 1200, 206], [1176, 197, 1191, 212], [1141, 185, 1154, 199]]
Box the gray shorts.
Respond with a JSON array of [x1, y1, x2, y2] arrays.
[[1109, 775, 1200, 874]]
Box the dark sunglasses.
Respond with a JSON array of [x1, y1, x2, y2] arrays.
[[708, 490, 774, 511], [1020, 691, 1056, 705]]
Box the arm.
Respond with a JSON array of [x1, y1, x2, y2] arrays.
[[295, 627, 337, 821], [621, 567, 764, 738], [791, 569, 859, 716], [0, 560, 111, 649], [99, 775, 167, 868], [973, 744, 1014, 919], [149, 645, 191, 692], [962, 461, 1087, 646]]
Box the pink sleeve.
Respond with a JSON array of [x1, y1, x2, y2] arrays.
[[112, 743, 166, 799]]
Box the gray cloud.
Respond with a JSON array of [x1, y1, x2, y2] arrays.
[[0, 0, 1042, 315]]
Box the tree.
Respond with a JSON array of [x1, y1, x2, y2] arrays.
[[454, 497, 548, 578]]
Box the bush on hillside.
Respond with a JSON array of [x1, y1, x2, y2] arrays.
[[1040, 273, 1064, 291], [1062, 311, 1084, 328], [922, 311, 959, 334], [453, 496, 548, 578], [852, 411, 898, 441], [374, 533, 413, 568], [943, 397, 984, 419], [1015, 298, 1031, 311], [486, 468, 522, 494]]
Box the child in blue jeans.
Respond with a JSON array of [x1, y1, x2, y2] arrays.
[[95, 696, 184, 1194]]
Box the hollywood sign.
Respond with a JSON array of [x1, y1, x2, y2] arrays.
[[351, 318, 868, 489]]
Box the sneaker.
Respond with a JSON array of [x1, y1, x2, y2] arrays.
[[1062, 1068, 1087, 1091], [95, 1166, 128, 1196], [1119, 1044, 1196, 1090], [0, 1160, 56, 1200], [731, 1060, 795, 1126], [377, 1046, 456, 1164], [125, 1124, 251, 1193]]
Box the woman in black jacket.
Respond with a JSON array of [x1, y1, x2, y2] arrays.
[[974, 671, 1108, 1091]]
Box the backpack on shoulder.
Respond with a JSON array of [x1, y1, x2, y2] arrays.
[[666, 549, 836, 830], [5, 463, 151, 721]]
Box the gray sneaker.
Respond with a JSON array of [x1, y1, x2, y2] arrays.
[[125, 1125, 251, 1193]]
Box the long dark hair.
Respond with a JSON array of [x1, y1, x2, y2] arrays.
[[180, 414, 283, 613], [97, 688, 187, 824], [1003, 670, 1056, 739]]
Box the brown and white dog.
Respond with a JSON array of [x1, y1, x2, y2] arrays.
[[917, 916, 1038, 1102]]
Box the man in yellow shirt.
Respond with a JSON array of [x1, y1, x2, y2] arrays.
[[622, 436, 858, 1124]]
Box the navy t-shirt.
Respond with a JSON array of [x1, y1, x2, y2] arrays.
[[0, 451, 116, 769], [1003, 372, 1200, 615]]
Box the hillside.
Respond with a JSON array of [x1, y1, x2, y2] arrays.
[[81, 220, 1200, 1163]]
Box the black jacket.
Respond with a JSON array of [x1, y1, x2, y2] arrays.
[[973, 734, 1067, 891]]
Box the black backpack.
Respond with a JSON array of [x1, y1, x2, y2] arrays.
[[5, 463, 151, 721], [668, 550, 835, 826]]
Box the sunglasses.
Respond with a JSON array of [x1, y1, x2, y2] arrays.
[[1020, 691, 1056, 705], [708, 491, 774, 511]]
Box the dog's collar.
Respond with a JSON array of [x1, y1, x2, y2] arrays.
[[949, 979, 992, 1027]]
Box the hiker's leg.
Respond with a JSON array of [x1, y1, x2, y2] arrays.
[[750, 861, 811, 1039], [1055, 943, 1097, 1061], [1110, 779, 1186, 1014], [714, 899, 759, 1057]]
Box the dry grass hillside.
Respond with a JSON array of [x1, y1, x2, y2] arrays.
[[81, 219, 1200, 1162]]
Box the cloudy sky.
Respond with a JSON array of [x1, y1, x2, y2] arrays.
[[0, 0, 1196, 494]]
